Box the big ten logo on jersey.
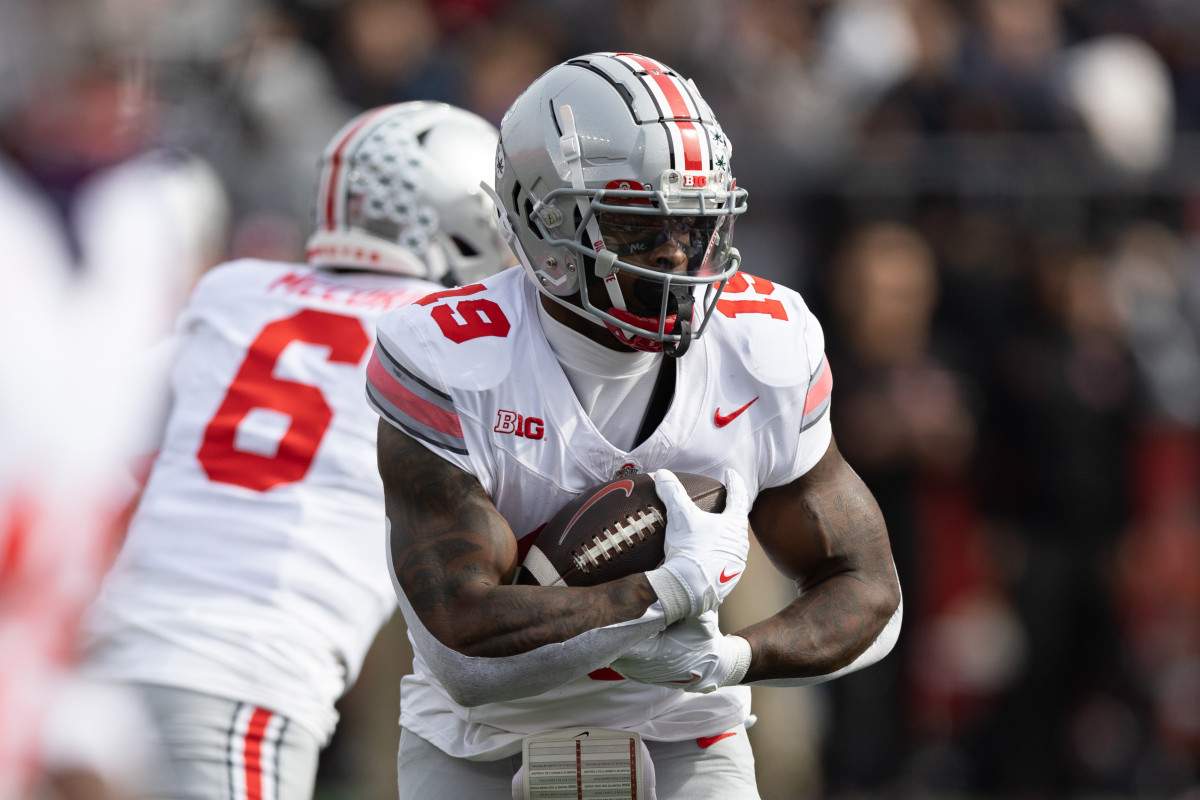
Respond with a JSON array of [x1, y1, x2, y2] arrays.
[[495, 410, 544, 440]]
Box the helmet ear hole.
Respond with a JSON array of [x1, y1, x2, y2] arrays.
[[450, 236, 479, 257]]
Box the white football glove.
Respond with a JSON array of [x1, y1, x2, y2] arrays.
[[645, 468, 750, 624], [611, 610, 752, 694]]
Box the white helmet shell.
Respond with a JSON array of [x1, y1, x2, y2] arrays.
[[493, 53, 747, 352], [307, 101, 509, 284]]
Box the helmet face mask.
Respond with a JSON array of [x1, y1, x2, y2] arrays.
[[493, 52, 748, 355], [307, 101, 510, 284]]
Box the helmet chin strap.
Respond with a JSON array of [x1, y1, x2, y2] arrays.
[[662, 285, 693, 358], [630, 278, 694, 358], [599, 277, 696, 356]]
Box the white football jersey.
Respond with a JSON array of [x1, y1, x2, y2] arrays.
[[82, 259, 441, 743], [366, 267, 833, 759]]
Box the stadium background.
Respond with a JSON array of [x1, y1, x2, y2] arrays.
[[11, 1, 1200, 797]]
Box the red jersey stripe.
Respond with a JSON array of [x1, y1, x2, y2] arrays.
[[804, 356, 833, 415], [367, 350, 464, 439]]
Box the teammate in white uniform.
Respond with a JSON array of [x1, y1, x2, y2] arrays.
[[367, 53, 904, 799], [81, 102, 512, 800], [1, 2, 226, 794]]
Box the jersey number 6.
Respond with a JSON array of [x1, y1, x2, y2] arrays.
[[197, 309, 370, 492]]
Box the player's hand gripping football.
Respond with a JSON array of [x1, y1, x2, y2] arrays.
[[611, 610, 752, 693], [645, 468, 750, 624]]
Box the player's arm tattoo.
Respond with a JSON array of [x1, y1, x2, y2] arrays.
[[742, 435, 901, 683], [377, 421, 658, 657]]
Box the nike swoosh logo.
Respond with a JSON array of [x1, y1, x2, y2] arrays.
[[719, 568, 741, 583], [668, 673, 701, 684], [697, 732, 738, 749], [575, 731, 590, 738], [713, 396, 758, 428], [557, 480, 634, 545]]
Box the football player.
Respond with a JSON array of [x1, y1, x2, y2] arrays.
[[79, 102, 513, 800], [368, 53, 903, 799], [1, 1, 224, 796]]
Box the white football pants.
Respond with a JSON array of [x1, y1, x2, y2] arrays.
[[137, 684, 321, 800]]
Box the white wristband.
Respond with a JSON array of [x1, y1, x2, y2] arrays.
[[645, 567, 690, 625], [722, 635, 753, 687]]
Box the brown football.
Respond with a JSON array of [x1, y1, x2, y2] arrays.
[[515, 472, 726, 587]]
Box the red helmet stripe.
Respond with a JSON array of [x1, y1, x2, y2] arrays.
[[674, 121, 704, 171], [319, 106, 392, 232], [616, 53, 705, 171], [621, 53, 689, 116]]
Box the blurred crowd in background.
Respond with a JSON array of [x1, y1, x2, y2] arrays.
[[3, 0, 1200, 798]]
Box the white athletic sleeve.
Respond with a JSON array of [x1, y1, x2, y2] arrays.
[[385, 519, 668, 707], [745, 594, 903, 688]]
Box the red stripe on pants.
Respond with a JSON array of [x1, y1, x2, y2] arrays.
[[243, 707, 273, 800]]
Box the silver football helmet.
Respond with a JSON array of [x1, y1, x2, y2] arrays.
[[491, 52, 748, 356], [307, 101, 510, 284]]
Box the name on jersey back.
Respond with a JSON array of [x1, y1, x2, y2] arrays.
[[269, 271, 424, 310]]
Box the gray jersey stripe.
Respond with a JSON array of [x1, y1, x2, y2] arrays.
[[268, 715, 286, 800], [374, 339, 457, 416], [367, 383, 469, 456], [800, 396, 830, 433], [225, 703, 242, 800], [376, 337, 451, 401]]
